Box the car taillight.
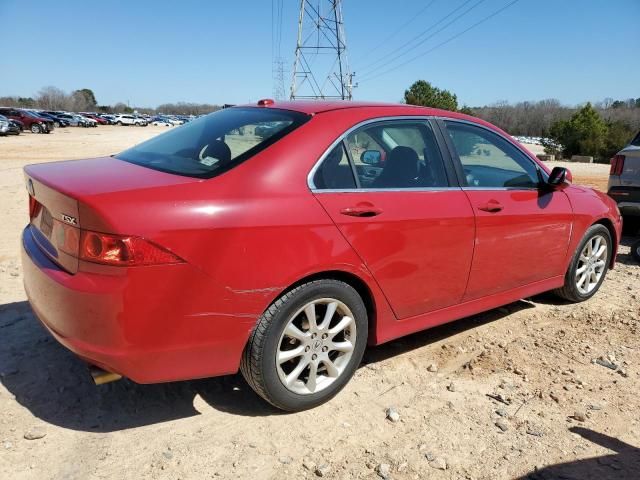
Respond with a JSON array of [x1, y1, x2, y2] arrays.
[[610, 154, 625, 175], [28, 195, 41, 219], [79, 230, 183, 266]]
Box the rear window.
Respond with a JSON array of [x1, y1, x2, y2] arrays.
[[116, 107, 310, 178], [631, 131, 640, 147]]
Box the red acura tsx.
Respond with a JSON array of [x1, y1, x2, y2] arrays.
[[22, 100, 622, 411]]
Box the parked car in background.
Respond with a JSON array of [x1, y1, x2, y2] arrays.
[[114, 114, 147, 126], [608, 130, 640, 230], [0, 114, 10, 136], [55, 113, 87, 127], [7, 119, 21, 135], [21, 100, 622, 411], [79, 115, 98, 127], [0, 108, 51, 133], [151, 118, 173, 127], [9, 118, 24, 133], [99, 114, 116, 125], [42, 112, 71, 127], [36, 112, 68, 128], [81, 113, 108, 125]]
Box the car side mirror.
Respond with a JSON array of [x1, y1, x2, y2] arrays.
[[361, 150, 382, 166], [547, 166, 572, 189]]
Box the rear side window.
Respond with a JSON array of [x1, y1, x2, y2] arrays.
[[631, 131, 640, 147], [445, 121, 540, 189], [117, 107, 309, 178], [313, 143, 356, 189]]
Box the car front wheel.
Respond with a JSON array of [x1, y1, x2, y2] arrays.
[[554, 224, 612, 302], [241, 279, 368, 411], [30, 123, 42, 134]]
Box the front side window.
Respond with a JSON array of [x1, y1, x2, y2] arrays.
[[117, 107, 309, 178], [445, 121, 540, 189], [342, 121, 448, 189]]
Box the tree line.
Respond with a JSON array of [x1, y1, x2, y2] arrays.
[[403, 80, 640, 162], [0, 86, 221, 116]]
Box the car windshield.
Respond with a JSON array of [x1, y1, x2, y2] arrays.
[[24, 111, 43, 119], [116, 107, 310, 178]]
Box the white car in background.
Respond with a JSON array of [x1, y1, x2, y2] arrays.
[[79, 115, 97, 127], [151, 119, 174, 127], [114, 114, 148, 126]]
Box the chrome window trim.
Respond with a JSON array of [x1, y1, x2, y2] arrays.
[[460, 186, 540, 191], [307, 115, 439, 191], [312, 186, 462, 194], [439, 117, 550, 184]]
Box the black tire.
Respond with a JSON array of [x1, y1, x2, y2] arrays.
[[30, 123, 42, 134], [240, 279, 368, 412], [632, 240, 640, 263], [117, 121, 123, 126], [554, 224, 612, 303]]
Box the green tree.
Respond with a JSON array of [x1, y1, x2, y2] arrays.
[[404, 80, 458, 111], [549, 103, 608, 159], [75, 88, 97, 106], [458, 105, 474, 115], [602, 121, 635, 159]]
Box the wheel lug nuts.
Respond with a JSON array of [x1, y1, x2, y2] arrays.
[[311, 333, 317, 339], [322, 346, 328, 352], [305, 346, 310, 352], [322, 333, 328, 339], [312, 354, 317, 360]]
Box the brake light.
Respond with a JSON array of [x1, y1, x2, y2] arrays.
[[610, 154, 625, 175], [28, 195, 41, 219], [79, 230, 183, 266]]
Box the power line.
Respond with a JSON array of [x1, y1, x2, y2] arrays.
[[356, 0, 480, 75], [359, 0, 521, 83], [356, 0, 438, 64]]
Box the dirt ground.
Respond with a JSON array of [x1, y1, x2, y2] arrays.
[[0, 127, 638, 480]]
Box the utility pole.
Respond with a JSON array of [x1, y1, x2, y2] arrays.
[[290, 0, 354, 100]]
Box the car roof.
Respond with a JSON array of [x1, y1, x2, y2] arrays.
[[238, 99, 461, 117]]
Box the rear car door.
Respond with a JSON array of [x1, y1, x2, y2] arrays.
[[311, 118, 475, 320], [439, 119, 573, 300]]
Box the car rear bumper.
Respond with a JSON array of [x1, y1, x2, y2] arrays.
[[21, 226, 256, 383], [608, 186, 640, 216]]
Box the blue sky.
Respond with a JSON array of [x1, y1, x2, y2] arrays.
[[1, 0, 638, 108]]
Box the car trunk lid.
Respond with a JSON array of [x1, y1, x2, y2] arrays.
[[24, 157, 199, 274]]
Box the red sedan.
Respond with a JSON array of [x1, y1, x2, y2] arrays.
[[22, 100, 622, 411]]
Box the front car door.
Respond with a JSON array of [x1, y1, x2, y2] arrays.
[[311, 118, 475, 320], [439, 119, 573, 300]]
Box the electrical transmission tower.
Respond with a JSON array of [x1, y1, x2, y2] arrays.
[[272, 57, 287, 100], [290, 0, 354, 100]]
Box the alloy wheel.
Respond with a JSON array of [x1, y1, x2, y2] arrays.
[[276, 298, 356, 395], [575, 234, 607, 295]]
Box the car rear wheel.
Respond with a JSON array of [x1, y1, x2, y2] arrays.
[[30, 123, 42, 134], [117, 121, 123, 126], [554, 224, 612, 302], [632, 240, 640, 263], [240, 279, 368, 411]]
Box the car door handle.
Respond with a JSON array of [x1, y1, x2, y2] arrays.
[[340, 206, 383, 217], [477, 200, 503, 213]]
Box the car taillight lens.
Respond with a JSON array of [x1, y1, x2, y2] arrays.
[[78, 230, 183, 266], [610, 154, 625, 175], [28, 195, 41, 219]]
